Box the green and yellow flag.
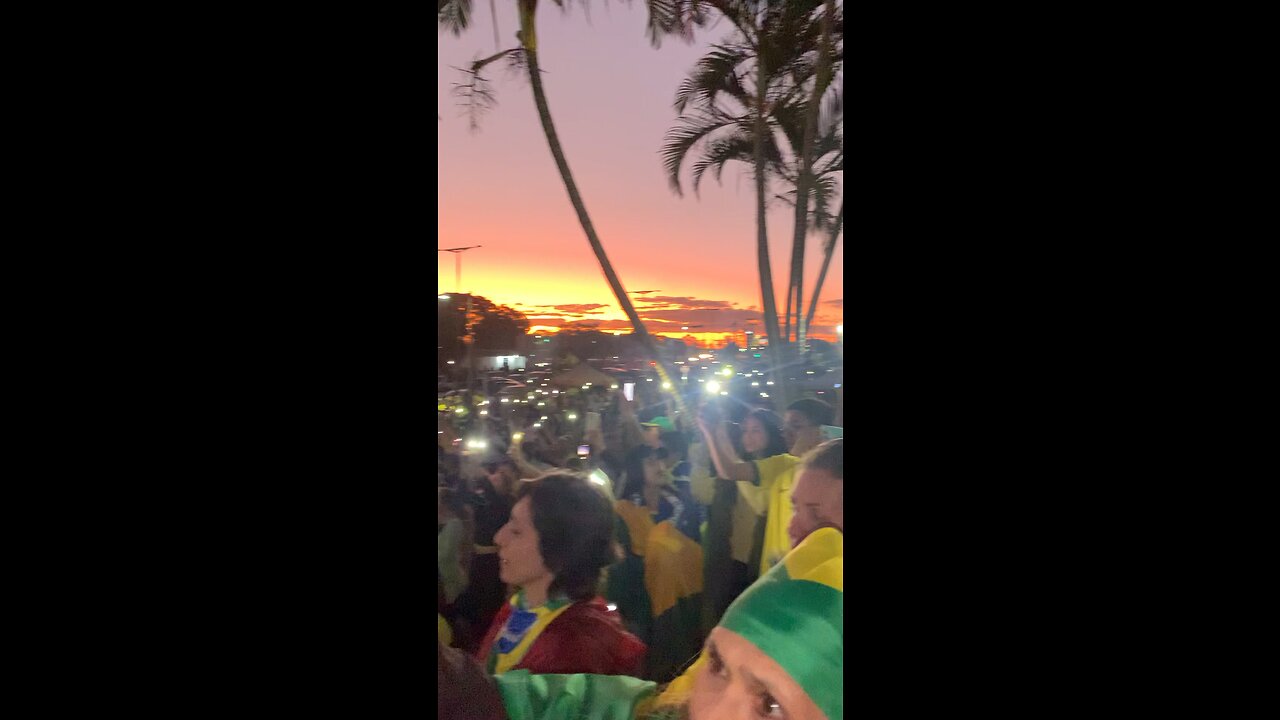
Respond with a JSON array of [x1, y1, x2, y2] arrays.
[[607, 500, 705, 683], [656, 526, 844, 719]]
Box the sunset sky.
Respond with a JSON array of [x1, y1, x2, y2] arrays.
[[437, 2, 843, 346]]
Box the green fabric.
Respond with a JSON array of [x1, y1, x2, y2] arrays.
[[647, 593, 703, 684], [719, 529, 843, 720], [608, 511, 705, 683], [495, 670, 657, 720], [605, 515, 652, 641]]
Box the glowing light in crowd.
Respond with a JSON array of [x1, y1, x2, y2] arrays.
[[706, 380, 721, 394], [568, 413, 578, 420], [662, 382, 672, 389], [466, 438, 487, 450]]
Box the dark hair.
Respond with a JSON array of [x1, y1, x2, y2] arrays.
[[787, 398, 835, 428], [659, 430, 689, 462], [517, 472, 621, 601], [482, 456, 516, 474], [801, 438, 843, 481], [620, 445, 657, 501], [438, 485, 467, 517], [743, 408, 788, 459]]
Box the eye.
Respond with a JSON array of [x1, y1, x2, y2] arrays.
[[707, 651, 727, 679], [756, 691, 784, 719]]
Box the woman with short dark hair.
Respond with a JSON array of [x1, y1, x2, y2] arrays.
[[476, 472, 646, 676]]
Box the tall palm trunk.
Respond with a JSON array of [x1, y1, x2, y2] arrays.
[[804, 200, 842, 334], [783, 271, 793, 343], [516, 0, 685, 410], [753, 20, 787, 407], [791, 0, 837, 356]]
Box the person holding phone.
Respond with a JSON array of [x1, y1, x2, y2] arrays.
[[690, 405, 787, 630], [697, 398, 833, 577]]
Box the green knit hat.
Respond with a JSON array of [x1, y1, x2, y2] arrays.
[[719, 527, 844, 720]]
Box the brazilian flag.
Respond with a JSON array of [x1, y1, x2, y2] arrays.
[[607, 501, 705, 683], [606, 501, 653, 643]]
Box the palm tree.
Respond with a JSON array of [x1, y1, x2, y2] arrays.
[[441, 0, 690, 410], [785, 0, 841, 354], [656, 0, 839, 402], [803, 199, 842, 335]]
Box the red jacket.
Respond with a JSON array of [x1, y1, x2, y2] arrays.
[[477, 596, 646, 677]]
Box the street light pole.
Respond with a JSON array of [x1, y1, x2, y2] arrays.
[[438, 245, 481, 293]]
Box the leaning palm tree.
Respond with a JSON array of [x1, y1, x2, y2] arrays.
[[442, 0, 690, 410], [804, 199, 842, 335]]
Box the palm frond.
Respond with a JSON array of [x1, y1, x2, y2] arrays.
[[690, 131, 754, 195], [661, 112, 737, 196], [450, 48, 523, 132], [674, 43, 750, 114], [438, 0, 472, 36]]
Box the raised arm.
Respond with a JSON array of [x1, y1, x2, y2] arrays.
[[695, 416, 756, 485]]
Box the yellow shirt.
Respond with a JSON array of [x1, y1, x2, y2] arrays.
[[746, 454, 800, 576], [692, 441, 767, 566]]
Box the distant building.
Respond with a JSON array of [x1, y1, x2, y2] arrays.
[[477, 353, 526, 372]]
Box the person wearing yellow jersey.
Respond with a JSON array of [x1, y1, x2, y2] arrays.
[[688, 408, 787, 632], [697, 398, 833, 577]]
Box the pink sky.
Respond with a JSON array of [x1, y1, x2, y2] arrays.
[[437, 2, 843, 343]]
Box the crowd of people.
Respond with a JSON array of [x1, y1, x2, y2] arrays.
[[438, 371, 844, 719]]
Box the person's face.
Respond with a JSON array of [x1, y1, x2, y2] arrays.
[[642, 426, 662, 449], [783, 411, 821, 455], [643, 455, 665, 487], [690, 627, 825, 720], [788, 467, 843, 548], [742, 416, 769, 456], [658, 442, 680, 470], [494, 498, 553, 591]]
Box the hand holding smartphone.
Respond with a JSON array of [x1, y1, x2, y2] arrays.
[[623, 382, 636, 402]]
